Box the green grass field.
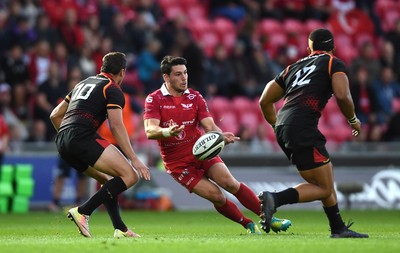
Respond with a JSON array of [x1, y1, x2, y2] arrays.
[[0, 209, 399, 253]]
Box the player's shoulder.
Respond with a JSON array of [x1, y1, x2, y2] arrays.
[[145, 88, 163, 103], [186, 88, 203, 99]]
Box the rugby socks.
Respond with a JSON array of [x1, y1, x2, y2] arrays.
[[272, 188, 299, 207], [78, 177, 127, 215], [214, 199, 253, 228], [234, 183, 261, 215], [103, 195, 127, 231], [323, 204, 346, 233]]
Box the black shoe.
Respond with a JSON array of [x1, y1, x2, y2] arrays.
[[258, 191, 276, 233], [330, 221, 369, 238]]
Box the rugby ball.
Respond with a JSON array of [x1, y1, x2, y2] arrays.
[[192, 131, 225, 160]]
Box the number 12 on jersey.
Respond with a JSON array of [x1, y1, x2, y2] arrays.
[[292, 65, 316, 87]]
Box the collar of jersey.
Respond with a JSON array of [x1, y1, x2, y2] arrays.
[[99, 72, 114, 82], [309, 50, 331, 56], [161, 83, 189, 96]]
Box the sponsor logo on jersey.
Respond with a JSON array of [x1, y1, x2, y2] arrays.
[[187, 94, 196, 100], [181, 103, 193, 109]]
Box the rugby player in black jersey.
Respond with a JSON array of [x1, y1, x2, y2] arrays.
[[50, 52, 150, 238], [258, 29, 368, 238]]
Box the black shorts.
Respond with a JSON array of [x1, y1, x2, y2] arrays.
[[275, 125, 330, 171], [57, 158, 86, 178], [55, 127, 110, 172]]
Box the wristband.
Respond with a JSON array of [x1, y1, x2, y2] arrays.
[[162, 128, 172, 137], [348, 116, 357, 125]]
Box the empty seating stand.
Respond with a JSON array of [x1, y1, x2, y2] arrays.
[[0, 164, 35, 213]]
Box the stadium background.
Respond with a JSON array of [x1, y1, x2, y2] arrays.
[[0, 0, 399, 212]]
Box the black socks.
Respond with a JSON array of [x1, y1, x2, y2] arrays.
[[324, 204, 346, 233], [272, 188, 299, 208], [78, 177, 127, 216]]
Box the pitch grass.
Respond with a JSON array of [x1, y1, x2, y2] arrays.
[[0, 209, 399, 253]]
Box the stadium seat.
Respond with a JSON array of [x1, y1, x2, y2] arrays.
[[158, 0, 180, 10], [335, 44, 358, 65], [214, 17, 236, 35], [218, 110, 239, 134], [188, 18, 214, 40], [258, 19, 282, 36], [163, 5, 184, 20], [185, 4, 207, 20], [213, 17, 237, 50], [199, 31, 219, 57], [207, 96, 232, 120], [264, 31, 288, 58], [305, 19, 326, 34], [283, 19, 306, 35], [393, 98, 400, 113], [232, 96, 256, 112]]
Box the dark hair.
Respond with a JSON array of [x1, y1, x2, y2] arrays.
[[309, 28, 334, 51], [160, 56, 187, 75], [100, 52, 127, 75]]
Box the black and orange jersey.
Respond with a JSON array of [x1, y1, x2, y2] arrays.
[[59, 72, 125, 133], [275, 51, 347, 128]]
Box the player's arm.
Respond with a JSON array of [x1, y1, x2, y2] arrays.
[[50, 100, 69, 131], [332, 72, 361, 136], [144, 118, 184, 140], [259, 80, 284, 128], [107, 108, 150, 180], [200, 117, 239, 145]]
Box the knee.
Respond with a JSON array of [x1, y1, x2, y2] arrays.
[[216, 178, 240, 194], [320, 186, 334, 199], [121, 170, 139, 188], [207, 191, 226, 205]]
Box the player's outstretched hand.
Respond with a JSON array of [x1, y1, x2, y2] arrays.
[[132, 159, 151, 180], [170, 124, 185, 136], [222, 132, 240, 145]]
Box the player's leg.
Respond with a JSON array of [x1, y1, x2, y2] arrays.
[[208, 162, 291, 233], [207, 163, 260, 214], [300, 163, 368, 238], [66, 144, 139, 238], [77, 144, 139, 216], [192, 177, 258, 233], [83, 168, 140, 238]]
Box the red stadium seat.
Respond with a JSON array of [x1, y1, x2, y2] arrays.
[[213, 17, 237, 51], [185, 4, 207, 20], [214, 17, 236, 35], [335, 44, 358, 65], [188, 18, 213, 39], [163, 5, 184, 20], [305, 19, 326, 34], [283, 19, 306, 35], [218, 111, 240, 134], [207, 96, 232, 120], [258, 19, 282, 36], [393, 98, 400, 113]]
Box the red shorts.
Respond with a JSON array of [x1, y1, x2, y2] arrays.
[[164, 156, 223, 192]]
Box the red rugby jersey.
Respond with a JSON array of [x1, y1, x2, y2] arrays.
[[144, 84, 211, 167]]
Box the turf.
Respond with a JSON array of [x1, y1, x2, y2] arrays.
[[0, 209, 399, 253]]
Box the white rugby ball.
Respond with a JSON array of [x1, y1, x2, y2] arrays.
[[192, 131, 225, 161]]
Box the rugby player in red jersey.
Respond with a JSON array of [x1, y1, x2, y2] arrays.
[[50, 52, 150, 238], [143, 55, 292, 234]]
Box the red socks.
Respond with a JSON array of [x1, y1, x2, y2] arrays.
[[214, 199, 252, 228], [234, 183, 261, 216]]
